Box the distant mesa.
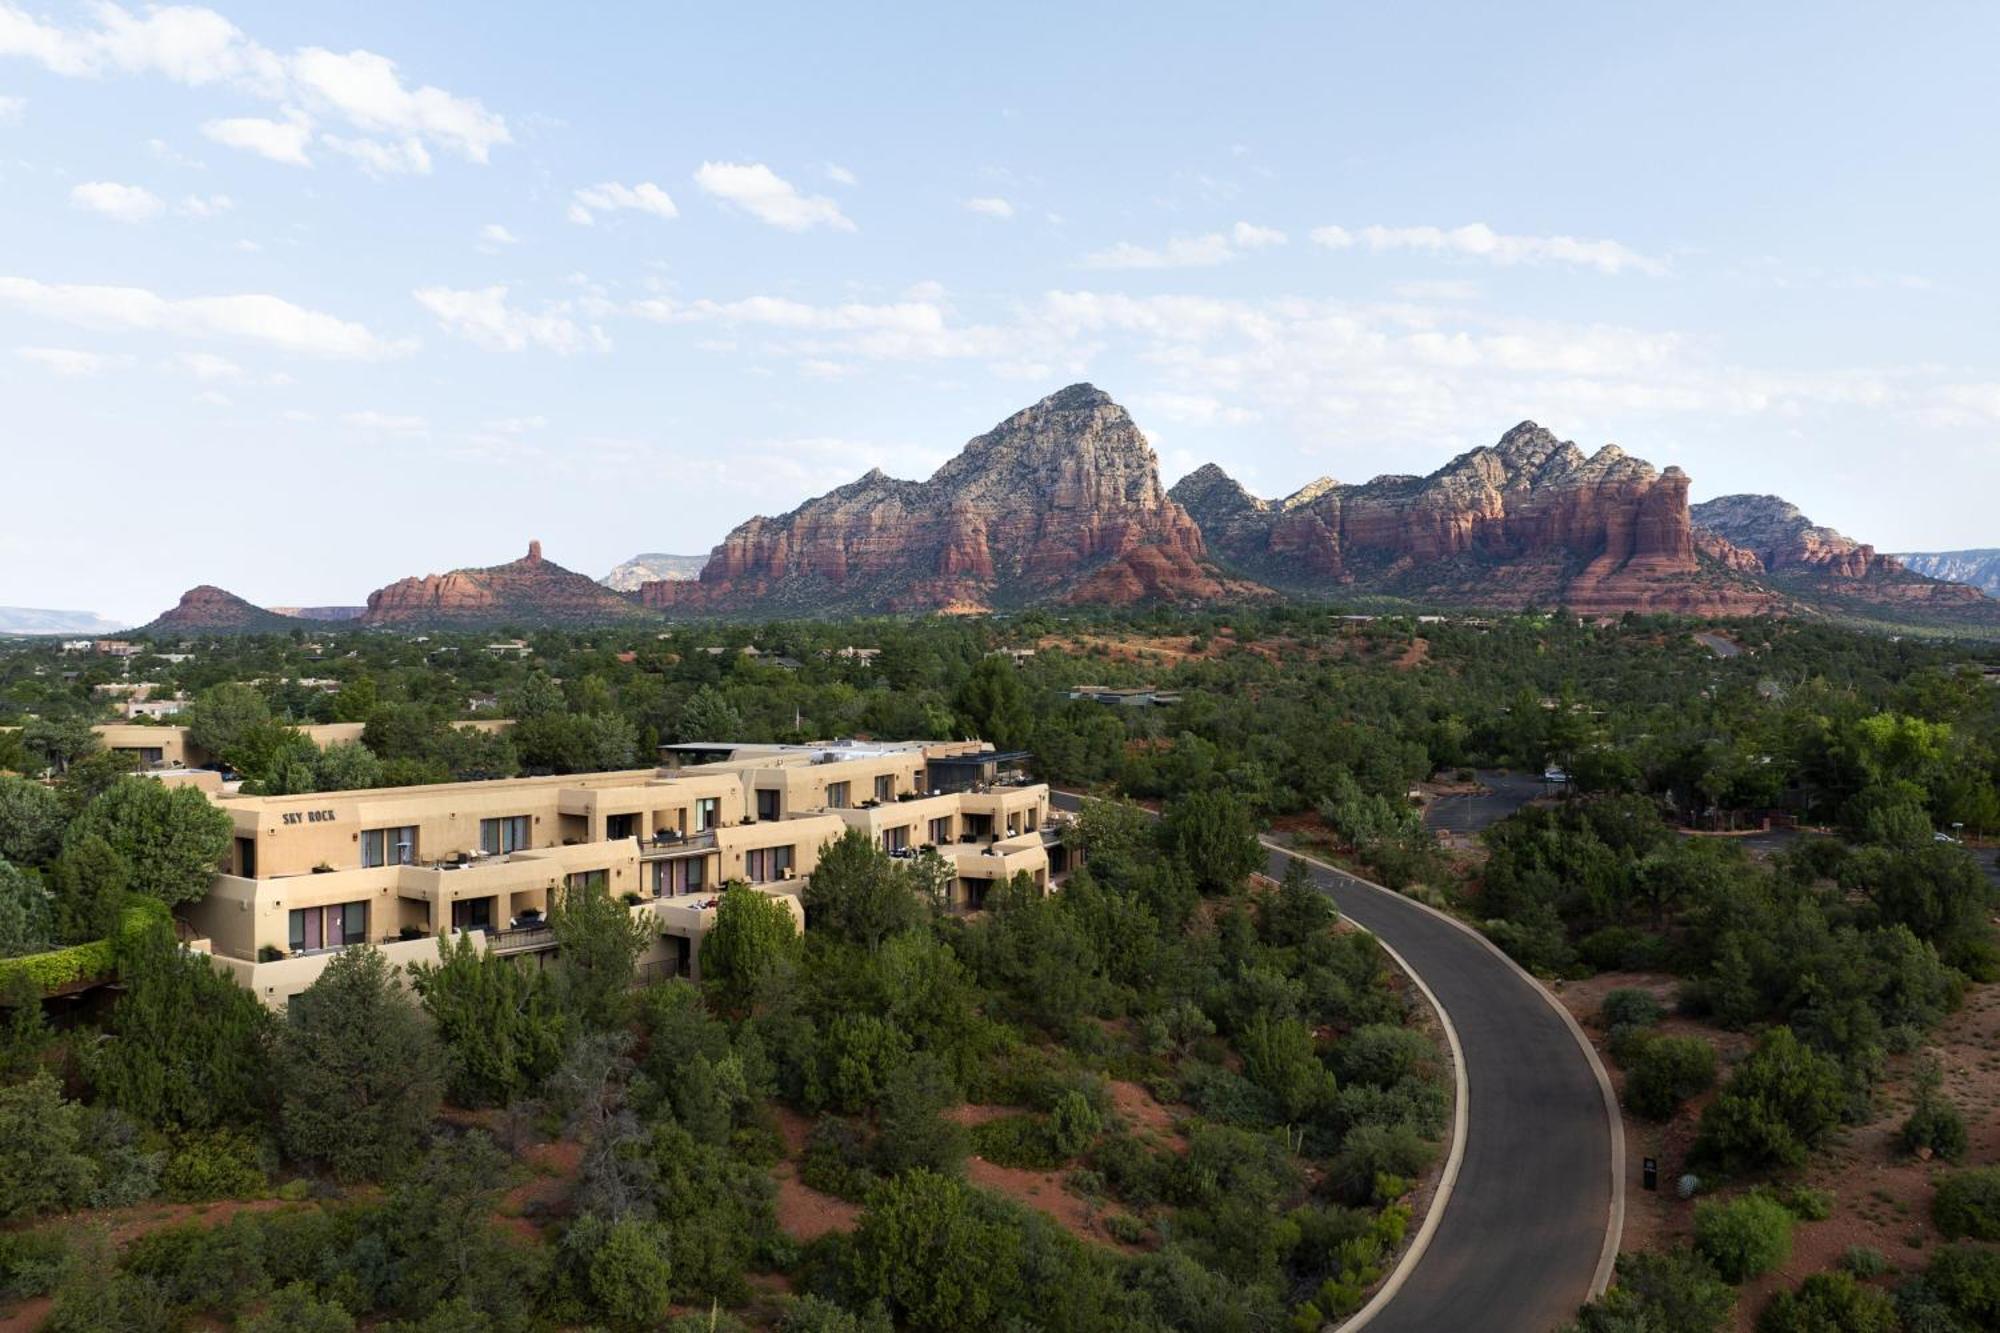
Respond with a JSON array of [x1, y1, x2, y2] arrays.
[[1891, 549, 2000, 598], [601, 552, 710, 592], [269, 606, 367, 621], [0, 607, 127, 636], [361, 540, 655, 629]]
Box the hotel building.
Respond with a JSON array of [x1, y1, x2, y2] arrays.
[[176, 739, 1060, 1005]]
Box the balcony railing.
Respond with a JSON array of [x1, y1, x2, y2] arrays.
[[486, 925, 556, 955], [638, 830, 718, 859]]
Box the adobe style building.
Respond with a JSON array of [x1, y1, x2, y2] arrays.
[[178, 739, 1059, 1005]]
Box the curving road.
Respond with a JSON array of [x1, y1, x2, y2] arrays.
[[1052, 793, 1619, 1332]]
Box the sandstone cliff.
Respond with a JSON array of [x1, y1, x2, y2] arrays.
[[139, 585, 331, 636], [1693, 496, 1987, 612], [1173, 423, 1777, 616], [363, 541, 655, 628], [642, 385, 1259, 614]]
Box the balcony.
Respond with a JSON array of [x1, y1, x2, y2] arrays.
[[639, 829, 718, 860], [486, 924, 556, 955]]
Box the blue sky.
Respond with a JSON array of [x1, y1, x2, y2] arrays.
[[2, 1, 1997, 622]]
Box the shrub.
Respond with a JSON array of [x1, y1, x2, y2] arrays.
[[1102, 1212, 1148, 1245], [1332, 1024, 1435, 1089], [1782, 1185, 1834, 1222], [969, 1113, 1066, 1170], [1624, 1034, 1717, 1120], [1839, 1245, 1888, 1278], [1899, 1057, 1968, 1162], [1599, 987, 1666, 1030], [1562, 1247, 1734, 1333], [800, 1117, 876, 1203], [161, 1128, 268, 1202], [1932, 1167, 2000, 1241], [1918, 1245, 2000, 1327], [0, 1228, 71, 1301], [1754, 1271, 1897, 1333], [1693, 1193, 1794, 1283], [1325, 1123, 1434, 1206], [1694, 1027, 1845, 1173]]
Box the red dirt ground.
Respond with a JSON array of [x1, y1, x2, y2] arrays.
[[1555, 969, 2000, 1330], [769, 1105, 862, 1243]]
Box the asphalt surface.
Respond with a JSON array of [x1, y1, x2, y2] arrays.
[[1423, 769, 1550, 838], [1053, 792, 1616, 1332]]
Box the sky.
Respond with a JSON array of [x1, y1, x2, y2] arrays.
[[2, 1, 1997, 623]]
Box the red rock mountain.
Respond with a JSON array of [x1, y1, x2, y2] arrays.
[[1172, 423, 1778, 615], [138, 585, 336, 635], [362, 541, 653, 628], [642, 384, 1257, 614]]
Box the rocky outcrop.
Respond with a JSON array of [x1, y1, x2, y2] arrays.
[[642, 385, 1260, 614], [363, 541, 656, 628], [269, 605, 366, 621], [1174, 423, 1778, 615], [1892, 550, 2000, 598], [1693, 496, 1987, 610], [138, 586, 323, 636], [600, 553, 709, 592]]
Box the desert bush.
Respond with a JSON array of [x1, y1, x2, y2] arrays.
[[1932, 1167, 2000, 1241], [1693, 1193, 1795, 1283]]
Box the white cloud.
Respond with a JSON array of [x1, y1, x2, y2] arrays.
[[1230, 221, 1286, 249], [1311, 222, 1665, 276], [177, 193, 232, 218], [16, 345, 114, 374], [192, 388, 231, 406], [288, 46, 506, 162], [342, 409, 427, 434], [203, 114, 312, 165], [180, 351, 242, 379], [1081, 222, 1285, 270], [478, 222, 519, 247], [0, 275, 407, 358], [693, 161, 853, 232], [824, 162, 857, 187], [481, 414, 547, 434], [0, 92, 22, 123], [567, 181, 677, 225], [964, 196, 1015, 220], [0, 4, 507, 169], [412, 285, 609, 354], [321, 133, 430, 176], [69, 180, 162, 222]]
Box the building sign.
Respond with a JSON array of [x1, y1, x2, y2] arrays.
[[281, 809, 337, 826]]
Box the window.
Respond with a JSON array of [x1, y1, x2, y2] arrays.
[[607, 813, 637, 841], [566, 869, 609, 893], [289, 900, 367, 953], [884, 825, 910, 852], [928, 817, 952, 845], [745, 845, 795, 883], [479, 815, 531, 855], [874, 775, 895, 803], [826, 782, 850, 810], [235, 837, 257, 877], [755, 788, 780, 821], [361, 825, 418, 868], [695, 798, 720, 831], [451, 897, 494, 932], [653, 856, 706, 897]]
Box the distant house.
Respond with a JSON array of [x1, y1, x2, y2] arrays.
[[485, 640, 531, 656], [466, 692, 501, 713], [1066, 685, 1180, 707], [121, 697, 187, 720], [986, 647, 1036, 665], [832, 646, 881, 664], [93, 640, 138, 657]]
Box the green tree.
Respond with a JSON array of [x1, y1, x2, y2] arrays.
[[872, 1053, 968, 1178], [45, 833, 132, 943], [1623, 1034, 1718, 1121], [1932, 1167, 2000, 1241], [805, 829, 924, 952], [311, 742, 386, 792], [0, 1071, 96, 1220], [1161, 788, 1262, 895], [0, 860, 51, 958], [676, 686, 743, 743], [699, 882, 800, 1012], [0, 775, 65, 866], [278, 946, 443, 1181], [20, 716, 97, 775], [1694, 1027, 1846, 1173], [953, 657, 1033, 753], [408, 932, 566, 1108], [1899, 1055, 1968, 1161], [1563, 1247, 1734, 1333], [237, 1283, 357, 1333], [549, 878, 652, 1030], [576, 1215, 674, 1332], [185, 682, 272, 764], [848, 1170, 1021, 1332], [92, 920, 274, 1131], [63, 779, 232, 907]]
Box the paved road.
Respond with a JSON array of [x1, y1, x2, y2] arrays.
[[1423, 769, 1549, 839], [1053, 792, 1617, 1332]]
